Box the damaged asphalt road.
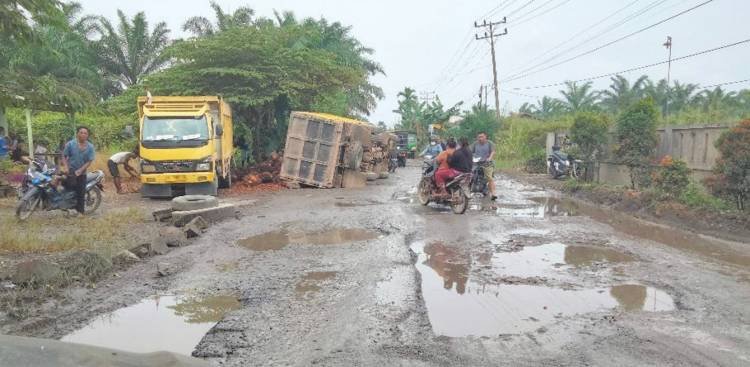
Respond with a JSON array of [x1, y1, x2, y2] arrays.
[[4, 165, 750, 366]]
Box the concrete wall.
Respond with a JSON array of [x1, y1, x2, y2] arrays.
[[546, 124, 730, 186]]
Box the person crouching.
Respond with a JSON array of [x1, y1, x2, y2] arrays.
[[108, 147, 139, 194]]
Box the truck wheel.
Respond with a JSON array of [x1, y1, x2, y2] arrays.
[[172, 195, 219, 212]]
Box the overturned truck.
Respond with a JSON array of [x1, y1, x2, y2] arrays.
[[280, 112, 376, 188]]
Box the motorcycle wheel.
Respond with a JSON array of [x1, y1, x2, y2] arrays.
[[84, 187, 102, 215], [417, 179, 431, 206], [16, 195, 41, 221], [450, 188, 468, 214]]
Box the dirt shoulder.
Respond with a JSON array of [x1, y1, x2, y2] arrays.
[[505, 170, 750, 244]]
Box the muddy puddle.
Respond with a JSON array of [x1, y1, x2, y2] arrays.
[[411, 241, 673, 337], [471, 197, 578, 217], [533, 197, 750, 268], [492, 242, 634, 279], [295, 271, 338, 296], [239, 228, 379, 251], [61, 294, 240, 355]]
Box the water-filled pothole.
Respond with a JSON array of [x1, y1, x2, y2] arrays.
[[473, 197, 579, 217], [61, 295, 240, 355], [492, 242, 634, 278], [238, 228, 379, 251], [295, 271, 338, 296], [412, 241, 674, 337]]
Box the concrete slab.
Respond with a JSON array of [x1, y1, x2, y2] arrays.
[[171, 204, 239, 227]]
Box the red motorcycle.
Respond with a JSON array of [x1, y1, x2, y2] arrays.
[[417, 156, 471, 214]]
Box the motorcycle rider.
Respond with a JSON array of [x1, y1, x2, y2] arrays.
[[420, 137, 443, 157], [434, 138, 457, 197], [471, 132, 497, 201], [449, 137, 473, 174]]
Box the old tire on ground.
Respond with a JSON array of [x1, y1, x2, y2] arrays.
[[172, 195, 219, 212], [365, 172, 378, 181], [378, 172, 389, 179]]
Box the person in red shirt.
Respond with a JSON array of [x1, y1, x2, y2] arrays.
[[434, 138, 457, 196]]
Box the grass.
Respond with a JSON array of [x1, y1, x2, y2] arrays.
[[0, 206, 146, 255], [678, 181, 732, 211]]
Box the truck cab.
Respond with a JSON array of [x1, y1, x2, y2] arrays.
[[138, 96, 233, 198]]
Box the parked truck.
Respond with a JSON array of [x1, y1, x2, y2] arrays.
[[280, 112, 372, 188], [137, 96, 233, 198]]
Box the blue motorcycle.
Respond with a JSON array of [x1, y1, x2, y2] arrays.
[[16, 162, 105, 220]]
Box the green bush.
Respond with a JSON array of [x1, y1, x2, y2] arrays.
[[495, 115, 572, 169], [654, 156, 690, 198], [710, 119, 750, 210], [615, 98, 658, 189], [570, 112, 610, 162], [679, 181, 731, 211]]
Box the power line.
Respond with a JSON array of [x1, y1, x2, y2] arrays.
[[475, 18, 509, 118], [505, 0, 642, 76], [506, 0, 536, 18], [511, 0, 555, 23], [509, 38, 750, 90], [512, 0, 573, 27], [485, 0, 520, 19], [503, 0, 715, 83], [699, 78, 750, 90], [503, 0, 670, 81]]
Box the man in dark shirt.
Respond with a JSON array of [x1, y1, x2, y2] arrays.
[[449, 137, 473, 173]]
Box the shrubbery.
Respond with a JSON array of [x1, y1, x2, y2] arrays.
[[495, 116, 572, 169], [709, 119, 750, 210], [653, 156, 690, 198], [615, 98, 658, 189]]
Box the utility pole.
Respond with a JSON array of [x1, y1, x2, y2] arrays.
[[475, 18, 507, 120], [663, 36, 673, 119]]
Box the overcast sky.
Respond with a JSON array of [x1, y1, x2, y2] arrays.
[[77, 0, 749, 126]]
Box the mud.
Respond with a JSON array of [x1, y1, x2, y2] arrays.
[[61, 294, 240, 356], [238, 228, 379, 251], [2, 167, 750, 366]]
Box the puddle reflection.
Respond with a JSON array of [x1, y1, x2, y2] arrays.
[[412, 241, 674, 337], [61, 295, 240, 355]]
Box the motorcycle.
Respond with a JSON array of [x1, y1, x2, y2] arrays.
[[388, 155, 398, 173], [547, 146, 583, 179], [396, 147, 407, 167], [417, 155, 471, 214], [470, 157, 491, 196], [16, 164, 105, 220]]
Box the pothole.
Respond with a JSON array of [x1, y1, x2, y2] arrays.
[[411, 241, 674, 337], [295, 271, 338, 297], [238, 228, 380, 251], [61, 294, 241, 355], [471, 197, 579, 217]]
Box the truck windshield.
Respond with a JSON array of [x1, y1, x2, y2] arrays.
[[142, 116, 209, 148]]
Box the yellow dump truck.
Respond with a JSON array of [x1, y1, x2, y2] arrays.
[[137, 96, 233, 197]]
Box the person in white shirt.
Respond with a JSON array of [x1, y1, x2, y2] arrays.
[[108, 147, 139, 194]]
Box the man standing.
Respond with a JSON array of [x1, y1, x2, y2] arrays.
[[471, 132, 497, 201], [0, 127, 8, 160], [63, 127, 95, 215], [108, 147, 138, 194]]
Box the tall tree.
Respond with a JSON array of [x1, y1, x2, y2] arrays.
[[183, 1, 255, 37], [694, 87, 737, 113], [600, 75, 648, 113], [560, 81, 599, 113], [0, 0, 64, 43], [95, 10, 170, 87]]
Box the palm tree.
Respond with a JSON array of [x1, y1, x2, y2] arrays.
[[95, 10, 171, 87], [644, 78, 670, 117], [183, 1, 255, 37], [61, 2, 98, 38], [535, 96, 565, 119], [669, 81, 699, 114], [560, 81, 599, 113], [600, 75, 648, 113], [694, 87, 737, 113]]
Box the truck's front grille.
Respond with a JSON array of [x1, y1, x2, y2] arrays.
[[155, 161, 196, 173]]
